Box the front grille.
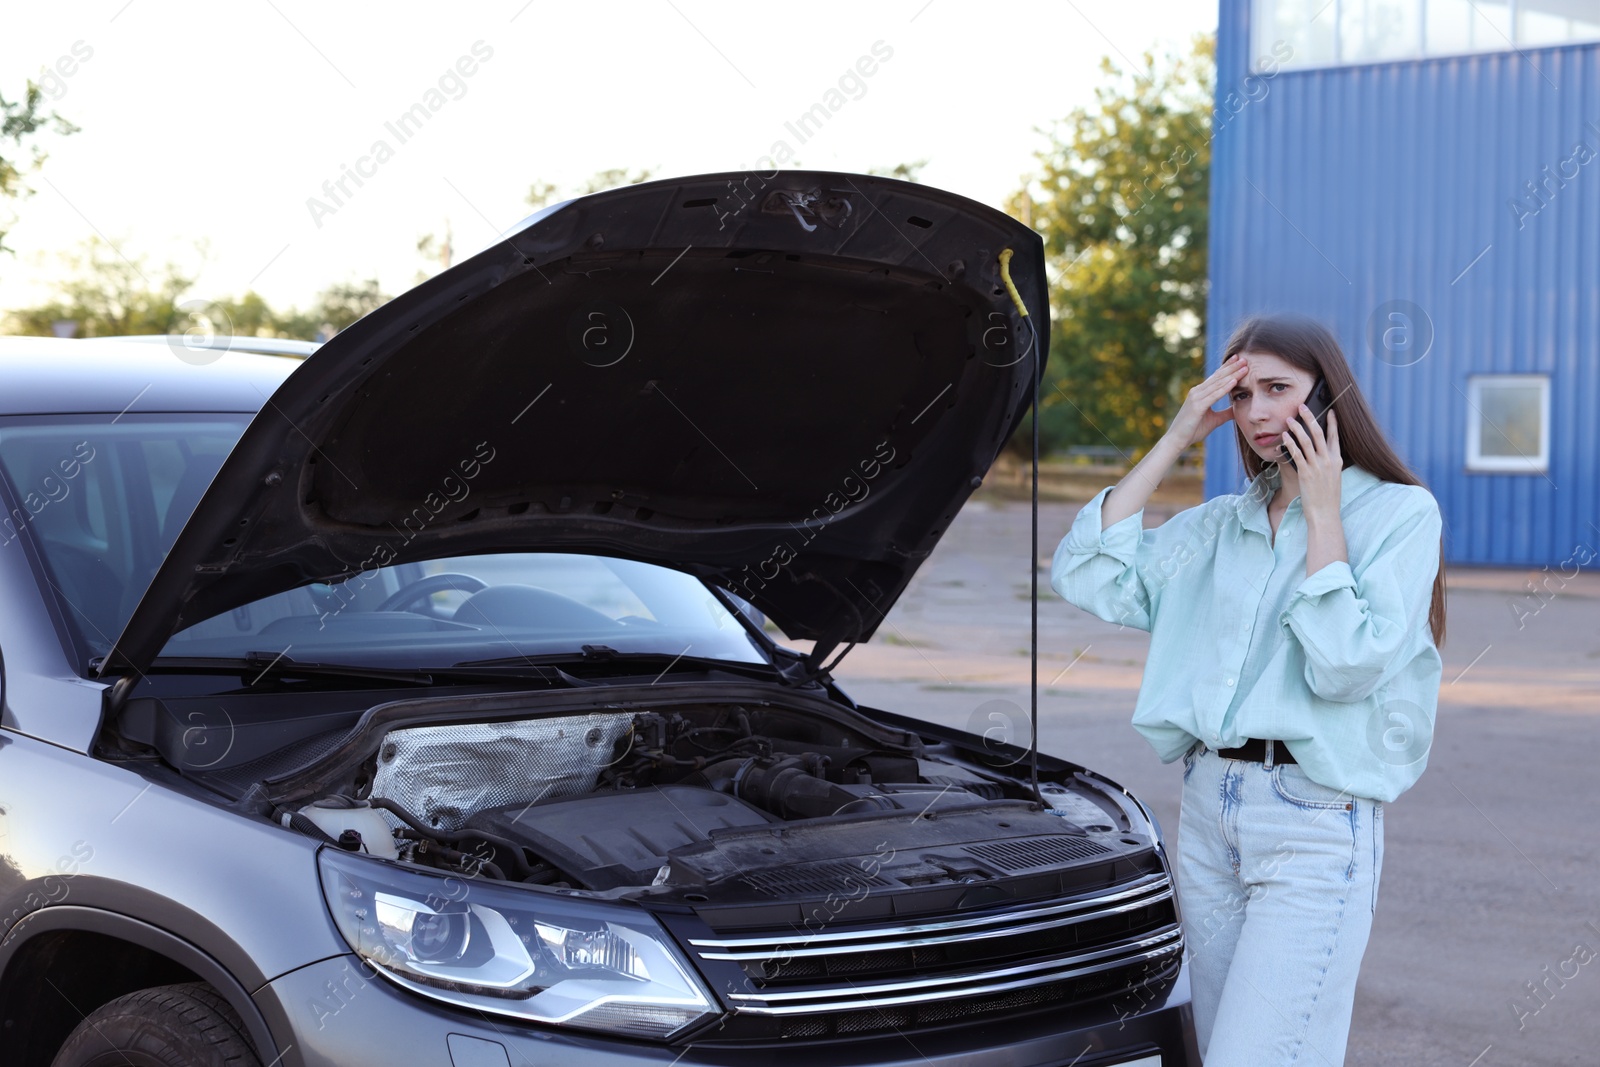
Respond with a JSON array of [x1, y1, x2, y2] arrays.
[[687, 871, 1182, 1039]]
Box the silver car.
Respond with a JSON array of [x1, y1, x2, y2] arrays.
[[0, 171, 1198, 1066]]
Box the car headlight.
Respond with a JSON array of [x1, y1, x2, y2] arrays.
[[318, 849, 717, 1039]]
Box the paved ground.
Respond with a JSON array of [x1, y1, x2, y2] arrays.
[[803, 493, 1600, 1067]]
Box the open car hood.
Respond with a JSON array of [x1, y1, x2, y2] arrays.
[[102, 171, 1048, 675]]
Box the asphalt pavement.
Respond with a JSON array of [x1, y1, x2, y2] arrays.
[[808, 493, 1600, 1067]]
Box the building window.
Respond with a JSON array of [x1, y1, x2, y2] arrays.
[[1466, 374, 1550, 473], [1255, 0, 1600, 70]]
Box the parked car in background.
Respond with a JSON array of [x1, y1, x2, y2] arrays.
[[0, 171, 1198, 1066]]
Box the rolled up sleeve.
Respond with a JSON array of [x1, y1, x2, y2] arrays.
[[1051, 487, 1154, 632], [1278, 490, 1442, 702]]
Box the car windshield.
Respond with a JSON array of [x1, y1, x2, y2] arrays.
[[0, 415, 766, 671], [160, 551, 768, 668]]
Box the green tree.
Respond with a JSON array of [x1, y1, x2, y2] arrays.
[[1008, 35, 1213, 459], [4, 238, 194, 336], [206, 279, 389, 341], [209, 290, 284, 339], [311, 277, 388, 334], [1, 81, 78, 257], [3, 237, 389, 343]]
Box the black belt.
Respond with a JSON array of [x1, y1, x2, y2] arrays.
[[1215, 738, 1297, 764]]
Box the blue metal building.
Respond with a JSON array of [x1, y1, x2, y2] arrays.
[[1205, 0, 1600, 568]]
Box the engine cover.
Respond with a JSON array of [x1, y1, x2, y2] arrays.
[[464, 785, 775, 890]]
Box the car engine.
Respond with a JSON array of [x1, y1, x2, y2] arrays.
[[281, 702, 1133, 902]]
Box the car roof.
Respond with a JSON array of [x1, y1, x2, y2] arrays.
[[0, 336, 299, 416]]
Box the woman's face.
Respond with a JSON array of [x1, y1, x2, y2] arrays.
[[1229, 349, 1318, 461]]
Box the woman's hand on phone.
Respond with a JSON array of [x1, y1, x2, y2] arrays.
[[1281, 404, 1343, 517], [1166, 354, 1250, 449]]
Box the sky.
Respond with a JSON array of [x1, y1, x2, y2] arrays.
[[0, 0, 1217, 320]]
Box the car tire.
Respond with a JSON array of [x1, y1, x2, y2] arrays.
[[50, 982, 261, 1067]]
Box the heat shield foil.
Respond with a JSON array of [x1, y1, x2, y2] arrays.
[[369, 714, 632, 831]]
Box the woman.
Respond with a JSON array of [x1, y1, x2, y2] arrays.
[[1051, 314, 1446, 1065]]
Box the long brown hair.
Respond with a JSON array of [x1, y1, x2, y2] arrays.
[[1223, 314, 1447, 647]]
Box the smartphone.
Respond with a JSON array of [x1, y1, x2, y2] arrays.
[[1278, 376, 1334, 469]]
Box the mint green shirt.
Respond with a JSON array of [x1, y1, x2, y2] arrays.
[[1050, 462, 1443, 803]]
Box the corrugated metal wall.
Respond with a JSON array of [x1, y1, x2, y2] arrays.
[[1206, 1, 1599, 567]]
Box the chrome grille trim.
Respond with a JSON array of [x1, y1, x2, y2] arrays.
[[689, 872, 1172, 958], [723, 926, 1182, 1016], [699, 885, 1171, 960]]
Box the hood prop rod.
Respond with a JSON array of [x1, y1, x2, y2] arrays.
[[999, 248, 1043, 806]]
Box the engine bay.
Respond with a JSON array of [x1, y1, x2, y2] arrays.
[[264, 700, 1145, 904]]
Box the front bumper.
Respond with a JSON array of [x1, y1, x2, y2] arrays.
[[255, 954, 1200, 1067]]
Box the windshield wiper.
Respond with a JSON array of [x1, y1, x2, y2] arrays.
[[148, 653, 584, 688], [453, 645, 771, 679]]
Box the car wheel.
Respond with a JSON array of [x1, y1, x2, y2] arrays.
[[50, 982, 261, 1067]]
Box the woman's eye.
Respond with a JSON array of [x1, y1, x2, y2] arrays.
[[1271, 384, 1288, 392]]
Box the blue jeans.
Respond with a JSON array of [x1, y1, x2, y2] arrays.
[[1177, 740, 1384, 1065]]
